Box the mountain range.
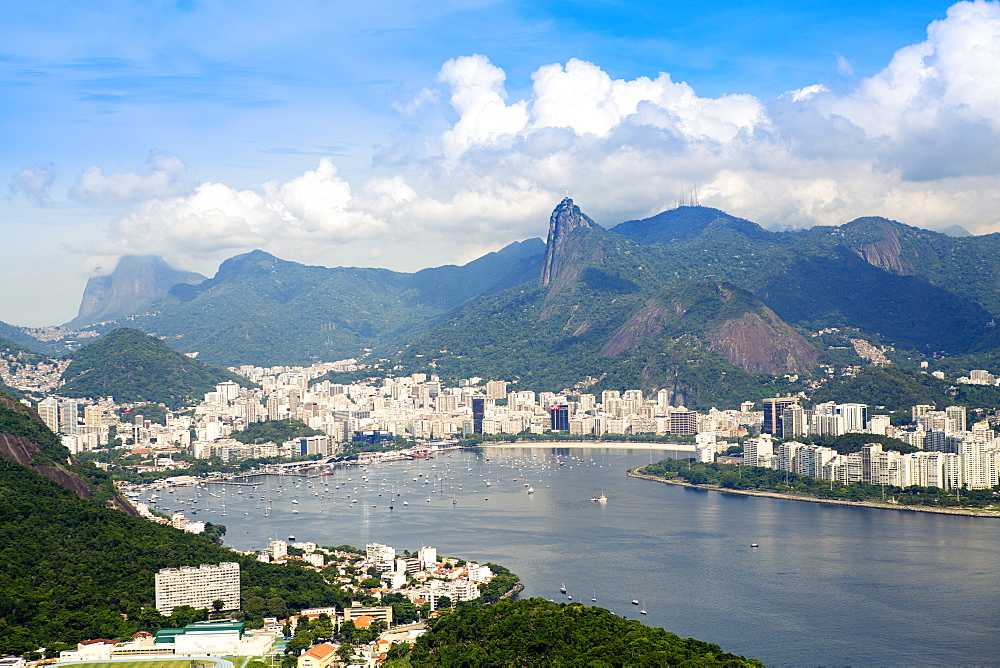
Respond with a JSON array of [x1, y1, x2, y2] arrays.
[[6, 198, 1000, 406]]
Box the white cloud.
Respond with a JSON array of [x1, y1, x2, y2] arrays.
[[88, 1, 1000, 275], [70, 151, 190, 207], [9, 166, 55, 205], [835, 53, 854, 77], [101, 157, 390, 266], [438, 54, 529, 158]]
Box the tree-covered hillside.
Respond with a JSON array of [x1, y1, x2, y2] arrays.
[[810, 365, 1000, 412], [0, 397, 351, 655], [94, 242, 544, 367], [391, 597, 762, 666], [58, 328, 252, 409], [384, 204, 811, 408]]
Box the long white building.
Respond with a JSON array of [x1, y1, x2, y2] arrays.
[[154, 562, 241, 615]]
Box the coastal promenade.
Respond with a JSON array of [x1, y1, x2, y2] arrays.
[[477, 440, 696, 451], [628, 469, 1000, 517]]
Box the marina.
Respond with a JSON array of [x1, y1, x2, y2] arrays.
[[138, 445, 1000, 667]]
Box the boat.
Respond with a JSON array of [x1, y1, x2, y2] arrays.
[[592, 589, 597, 602], [751, 543, 759, 548], [631, 599, 639, 605], [288, 535, 295, 540], [560, 583, 567, 594], [526, 486, 534, 494]]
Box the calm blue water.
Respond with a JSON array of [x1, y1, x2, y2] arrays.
[[145, 447, 1000, 667]]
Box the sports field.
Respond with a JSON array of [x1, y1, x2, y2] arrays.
[[64, 662, 194, 668]]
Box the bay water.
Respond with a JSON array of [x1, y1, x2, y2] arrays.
[[144, 446, 1000, 666]]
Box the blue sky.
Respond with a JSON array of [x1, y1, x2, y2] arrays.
[[2, 0, 993, 325]]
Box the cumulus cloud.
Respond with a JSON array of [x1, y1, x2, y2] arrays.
[[70, 151, 190, 207], [438, 54, 529, 158], [90, 1, 1000, 273], [408, 1, 1000, 235], [9, 167, 55, 205], [102, 157, 390, 264]]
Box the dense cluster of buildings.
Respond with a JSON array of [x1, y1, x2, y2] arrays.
[[90, 537, 490, 666], [749, 400, 1000, 489], [255, 540, 496, 612], [13, 356, 1000, 491]]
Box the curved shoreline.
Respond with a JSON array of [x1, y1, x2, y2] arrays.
[[471, 441, 696, 451], [627, 470, 1000, 518]]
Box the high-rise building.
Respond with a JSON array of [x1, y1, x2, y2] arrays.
[[549, 404, 569, 432], [837, 403, 869, 433], [472, 397, 485, 434], [269, 540, 287, 560], [762, 397, 799, 436], [59, 399, 79, 435], [946, 405, 967, 433], [154, 562, 240, 614], [83, 404, 103, 428], [485, 380, 508, 399], [668, 408, 697, 435], [780, 405, 809, 438], [38, 397, 59, 433]]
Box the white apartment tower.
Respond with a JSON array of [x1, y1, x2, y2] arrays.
[[154, 562, 240, 615], [37, 397, 59, 433]]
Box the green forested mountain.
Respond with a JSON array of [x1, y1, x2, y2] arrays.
[[393, 597, 762, 666], [0, 395, 351, 655], [383, 200, 815, 408], [83, 240, 544, 366], [611, 209, 1000, 356], [381, 201, 1000, 403], [58, 328, 251, 408], [51, 199, 1000, 403]]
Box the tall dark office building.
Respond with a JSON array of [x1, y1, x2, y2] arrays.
[[472, 397, 485, 434], [762, 397, 799, 436], [549, 404, 569, 432]]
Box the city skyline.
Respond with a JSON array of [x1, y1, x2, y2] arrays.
[[3, 0, 997, 326]]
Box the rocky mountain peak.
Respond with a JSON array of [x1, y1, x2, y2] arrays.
[[72, 255, 205, 326], [540, 198, 600, 286]]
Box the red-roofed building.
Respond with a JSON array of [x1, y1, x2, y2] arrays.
[[351, 615, 374, 629], [297, 642, 339, 668]]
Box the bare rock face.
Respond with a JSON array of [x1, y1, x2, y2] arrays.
[[600, 284, 817, 375], [852, 224, 907, 274], [74, 255, 205, 325], [540, 198, 600, 287], [708, 312, 817, 375], [0, 394, 138, 515]]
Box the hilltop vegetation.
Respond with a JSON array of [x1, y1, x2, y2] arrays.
[[98, 242, 544, 366], [0, 396, 355, 655], [58, 328, 251, 409], [810, 365, 1000, 412], [39, 200, 1000, 406], [230, 419, 323, 445], [389, 597, 762, 666]]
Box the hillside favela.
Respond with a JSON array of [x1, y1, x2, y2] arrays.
[[5, 2, 1000, 667]]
